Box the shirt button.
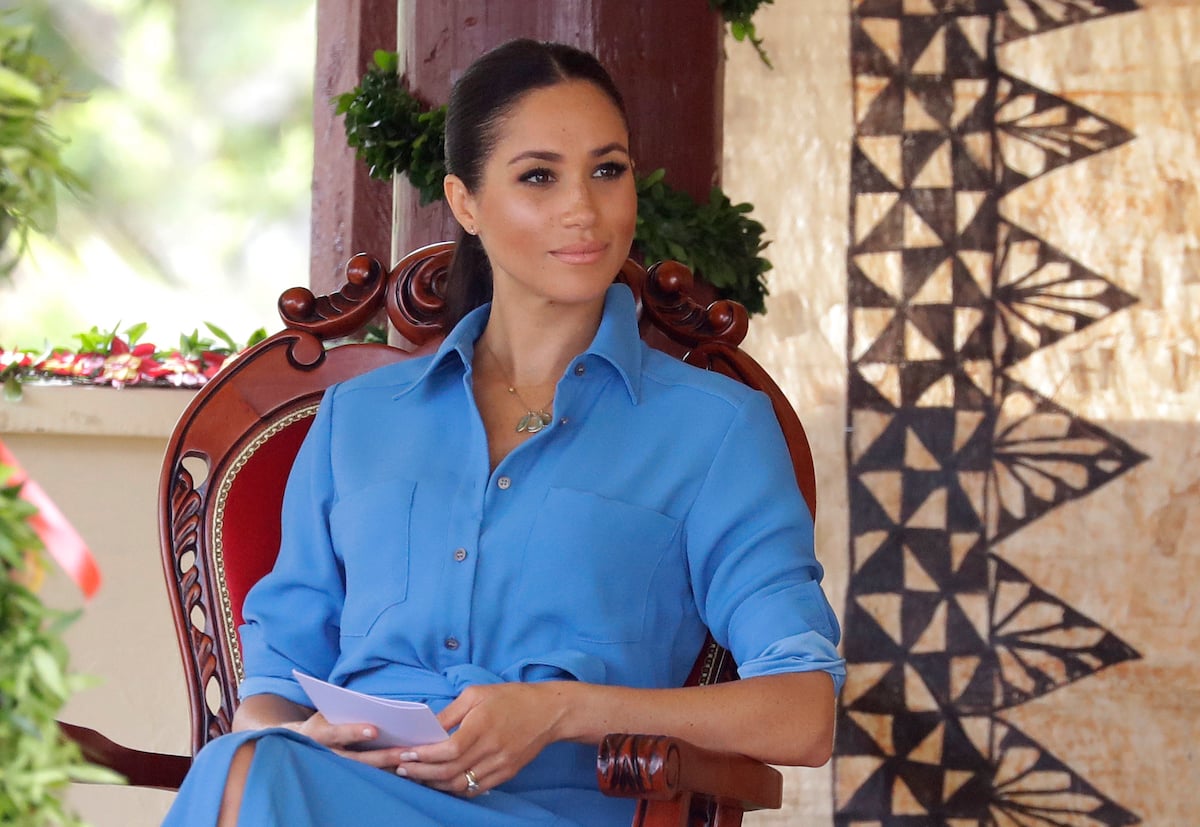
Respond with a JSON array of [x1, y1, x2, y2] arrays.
[[574, 364, 586, 377], [444, 637, 460, 651], [453, 548, 468, 562], [559, 417, 569, 426], [497, 476, 512, 490]]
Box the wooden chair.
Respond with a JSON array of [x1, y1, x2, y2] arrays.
[[62, 242, 818, 827]]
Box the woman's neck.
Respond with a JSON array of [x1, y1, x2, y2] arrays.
[[477, 295, 605, 388]]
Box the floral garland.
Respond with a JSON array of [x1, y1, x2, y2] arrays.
[[1, 322, 265, 399]]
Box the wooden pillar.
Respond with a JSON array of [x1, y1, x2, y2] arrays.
[[392, 0, 725, 256], [310, 0, 397, 295]]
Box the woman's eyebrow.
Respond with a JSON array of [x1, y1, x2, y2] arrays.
[[507, 143, 630, 166], [508, 150, 562, 166], [591, 142, 629, 158]]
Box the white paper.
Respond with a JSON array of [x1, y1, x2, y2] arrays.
[[292, 670, 449, 749]]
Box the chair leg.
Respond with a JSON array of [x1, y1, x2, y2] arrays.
[[711, 801, 744, 827], [634, 795, 692, 827]]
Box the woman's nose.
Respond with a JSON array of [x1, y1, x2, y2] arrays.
[[561, 181, 598, 228]]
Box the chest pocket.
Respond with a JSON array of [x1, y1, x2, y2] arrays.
[[516, 487, 682, 644], [331, 477, 417, 637]]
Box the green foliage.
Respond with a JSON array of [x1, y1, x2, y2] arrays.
[[0, 468, 121, 825], [335, 50, 447, 206], [337, 52, 773, 314], [709, 0, 774, 67], [635, 169, 771, 315], [0, 13, 83, 275], [185, 321, 267, 357]]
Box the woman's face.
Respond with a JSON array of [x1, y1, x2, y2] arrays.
[[448, 80, 637, 312]]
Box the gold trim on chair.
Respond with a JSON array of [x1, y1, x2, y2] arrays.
[[210, 404, 320, 685]]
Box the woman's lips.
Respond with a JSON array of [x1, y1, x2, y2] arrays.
[[550, 242, 608, 265]]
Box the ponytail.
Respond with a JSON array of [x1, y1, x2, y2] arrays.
[[444, 228, 493, 329]]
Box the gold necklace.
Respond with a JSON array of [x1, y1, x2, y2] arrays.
[[481, 339, 555, 434]]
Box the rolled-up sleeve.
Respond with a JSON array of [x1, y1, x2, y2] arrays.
[[237, 387, 345, 706], [684, 391, 846, 694]]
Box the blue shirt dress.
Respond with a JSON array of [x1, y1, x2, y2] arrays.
[[162, 284, 845, 827]]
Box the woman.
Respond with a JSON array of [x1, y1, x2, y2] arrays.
[[163, 38, 844, 827]]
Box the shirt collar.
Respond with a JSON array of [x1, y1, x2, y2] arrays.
[[394, 283, 644, 403]]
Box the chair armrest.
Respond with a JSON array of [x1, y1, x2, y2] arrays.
[[59, 721, 191, 790], [596, 733, 783, 812]]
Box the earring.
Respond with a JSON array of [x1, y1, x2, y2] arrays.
[[465, 225, 477, 236]]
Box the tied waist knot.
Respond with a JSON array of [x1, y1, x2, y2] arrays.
[[331, 649, 608, 709]]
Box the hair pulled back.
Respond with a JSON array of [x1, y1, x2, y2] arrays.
[[442, 39, 629, 326]]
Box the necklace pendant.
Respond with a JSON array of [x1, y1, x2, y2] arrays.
[[516, 410, 553, 434]]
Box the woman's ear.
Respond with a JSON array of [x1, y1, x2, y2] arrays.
[[443, 174, 478, 235]]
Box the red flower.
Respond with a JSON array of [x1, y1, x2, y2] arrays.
[[1, 349, 34, 369], [99, 348, 162, 388]]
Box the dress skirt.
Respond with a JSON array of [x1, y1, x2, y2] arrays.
[[161, 729, 637, 827]]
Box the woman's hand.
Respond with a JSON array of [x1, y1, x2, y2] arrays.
[[393, 682, 569, 796], [282, 712, 418, 770], [232, 693, 413, 770]]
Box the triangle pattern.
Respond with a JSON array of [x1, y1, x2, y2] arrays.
[[994, 73, 1136, 194], [990, 378, 1149, 541], [990, 557, 1141, 708], [994, 221, 1139, 365], [910, 23, 947, 75], [854, 251, 905, 302], [997, 0, 1141, 45], [841, 661, 894, 709], [842, 3, 1147, 825], [991, 718, 1142, 825], [860, 17, 902, 69], [911, 257, 955, 304]]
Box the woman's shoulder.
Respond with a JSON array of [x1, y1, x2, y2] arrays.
[[323, 354, 445, 409], [637, 344, 763, 412]]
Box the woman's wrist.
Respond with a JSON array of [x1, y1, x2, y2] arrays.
[[232, 692, 313, 732], [540, 680, 591, 745]]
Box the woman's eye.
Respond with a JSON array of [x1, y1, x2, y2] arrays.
[[519, 167, 554, 185], [594, 161, 629, 180]]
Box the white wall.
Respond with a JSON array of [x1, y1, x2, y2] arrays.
[[1, 386, 193, 826]]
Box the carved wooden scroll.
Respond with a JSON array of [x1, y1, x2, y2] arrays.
[[597, 733, 783, 814], [278, 252, 388, 339], [384, 242, 455, 349]]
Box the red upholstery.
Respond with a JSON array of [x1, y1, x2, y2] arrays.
[[214, 414, 314, 635]]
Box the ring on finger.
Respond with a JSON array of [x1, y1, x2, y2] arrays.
[[464, 769, 480, 794]]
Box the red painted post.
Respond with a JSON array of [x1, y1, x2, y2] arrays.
[[310, 0, 397, 295]]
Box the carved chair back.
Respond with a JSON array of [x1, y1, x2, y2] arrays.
[[159, 241, 817, 774]]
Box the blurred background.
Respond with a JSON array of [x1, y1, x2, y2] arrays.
[[0, 0, 315, 349]]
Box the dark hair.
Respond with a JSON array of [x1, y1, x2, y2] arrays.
[[442, 39, 629, 326]]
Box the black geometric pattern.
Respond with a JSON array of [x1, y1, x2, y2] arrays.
[[838, 2, 1145, 824], [993, 222, 1138, 366]]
